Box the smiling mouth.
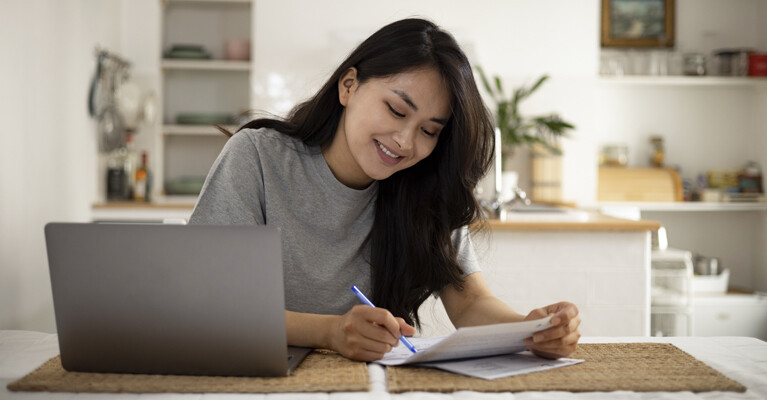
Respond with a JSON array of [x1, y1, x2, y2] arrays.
[[376, 140, 401, 159]]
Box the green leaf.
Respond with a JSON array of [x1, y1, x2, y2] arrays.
[[527, 75, 549, 96], [494, 76, 503, 96], [475, 66, 496, 98]]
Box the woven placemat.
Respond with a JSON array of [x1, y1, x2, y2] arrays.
[[388, 343, 746, 393], [7, 350, 368, 393]]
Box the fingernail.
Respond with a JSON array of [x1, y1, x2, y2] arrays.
[[551, 316, 560, 325]]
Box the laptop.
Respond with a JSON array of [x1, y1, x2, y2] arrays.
[[44, 222, 310, 377]]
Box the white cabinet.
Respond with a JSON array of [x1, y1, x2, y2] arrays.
[[693, 293, 767, 340], [157, 0, 252, 198]]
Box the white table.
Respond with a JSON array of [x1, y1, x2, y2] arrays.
[[2, 331, 766, 399]]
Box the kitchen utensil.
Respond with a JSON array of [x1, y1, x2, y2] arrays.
[[88, 52, 104, 117], [98, 106, 125, 152], [694, 255, 721, 276], [116, 80, 142, 129], [176, 113, 234, 125]]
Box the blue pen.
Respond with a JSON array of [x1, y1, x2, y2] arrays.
[[350, 285, 418, 354]]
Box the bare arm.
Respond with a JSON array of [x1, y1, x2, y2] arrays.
[[440, 271, 526, 327], [440, 271, 581, 359], [286, 306, 415, 361]]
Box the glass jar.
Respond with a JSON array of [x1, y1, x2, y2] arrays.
[[683, 53, 706, 76], [600, 144, 628, 167], [649, 136, 665, 168]]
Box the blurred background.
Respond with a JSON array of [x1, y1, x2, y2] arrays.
[[1, 0, 765, 335]]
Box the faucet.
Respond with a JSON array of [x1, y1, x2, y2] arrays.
[[478, 128, 532, 219], [476, 186, 531, 220]]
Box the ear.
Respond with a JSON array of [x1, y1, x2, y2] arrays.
[[338, 67, 358, 107]]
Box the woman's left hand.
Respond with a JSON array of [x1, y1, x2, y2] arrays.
[[522, 302, 581, 359]]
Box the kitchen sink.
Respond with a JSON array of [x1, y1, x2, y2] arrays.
[[502, 205, 590, 222]]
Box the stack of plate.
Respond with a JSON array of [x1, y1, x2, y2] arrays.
[[176, 113, 234, 125], [164, 44, 211, 60]]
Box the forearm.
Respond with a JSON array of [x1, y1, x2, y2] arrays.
[[449, 294, 527, 328], [285, 310, 338, 349]]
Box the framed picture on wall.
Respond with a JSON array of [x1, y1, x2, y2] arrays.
[[601, 0, 675, 47]]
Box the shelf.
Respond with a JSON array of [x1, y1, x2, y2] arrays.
[[162, 59, 250, 71], [598, 75, 767, 87], [166, 0, 252, 4], [595, 201, 767, 212], [163, 124, 237, 136]]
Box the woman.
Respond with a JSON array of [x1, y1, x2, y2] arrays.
[[190, 18, 580, 361]]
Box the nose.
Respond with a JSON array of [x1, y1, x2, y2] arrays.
[[392, 127, 416, 152]]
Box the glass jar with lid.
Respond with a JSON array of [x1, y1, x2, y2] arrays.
[[600, 144, 628, 167]]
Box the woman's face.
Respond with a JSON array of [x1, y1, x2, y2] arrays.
[[327, 67, 451, 189]]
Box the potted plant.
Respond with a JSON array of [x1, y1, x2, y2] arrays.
[[476, 67, 575, 171]]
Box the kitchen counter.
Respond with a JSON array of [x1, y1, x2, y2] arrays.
[[485, 212, 660, 231], [91, 196, 196, 222], [92, 200, 659, 232]]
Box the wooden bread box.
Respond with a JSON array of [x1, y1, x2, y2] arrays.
[[598, 167, 683, 202]]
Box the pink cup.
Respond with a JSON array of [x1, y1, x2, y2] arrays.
[[225, 39, 250, 61]]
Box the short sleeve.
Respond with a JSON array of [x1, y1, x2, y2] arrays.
[[189, 131, 265, 225], [451, 225, 481, 276]]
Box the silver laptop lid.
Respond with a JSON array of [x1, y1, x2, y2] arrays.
[[45, 223, 293, 377]]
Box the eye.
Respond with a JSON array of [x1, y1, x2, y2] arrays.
[[421, 127, 437, 137], [386, 103, 405, 118]]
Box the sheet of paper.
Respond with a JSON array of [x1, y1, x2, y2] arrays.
[[421, 351, 584, 380], [376, 315, 553, 366]]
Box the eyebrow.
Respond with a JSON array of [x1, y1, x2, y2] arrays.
[[391, 89, 448, 126]]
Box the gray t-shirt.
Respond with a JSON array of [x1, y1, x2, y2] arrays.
[[190, 127, 479, 315]]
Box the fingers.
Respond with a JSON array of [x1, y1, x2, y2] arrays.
[[524, 302, 582, 359], [549, 302, 578, 325], [335, 305, 411, 361], [396, 317, 416, 337], [524, 307, 549, 321], [348, 305, 399, 344]]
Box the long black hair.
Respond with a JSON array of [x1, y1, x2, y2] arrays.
[[234, 18, 494, 327]]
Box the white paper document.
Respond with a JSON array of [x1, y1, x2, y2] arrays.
[[421, 352, 584, 380], [375, 316, 583, 379], [377, 316, 553, 365]]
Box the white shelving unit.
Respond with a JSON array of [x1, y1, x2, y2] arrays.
[[598, 75, 767, 88], [595, 2, 767, 298], [596, 201, 767, 212], [157, 0, 252, 197], [161, 59, 251, 71]]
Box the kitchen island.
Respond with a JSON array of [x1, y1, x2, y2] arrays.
[[419, 212, 660, 338]]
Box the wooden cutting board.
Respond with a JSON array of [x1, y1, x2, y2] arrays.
[[598, 167, 682, 202]]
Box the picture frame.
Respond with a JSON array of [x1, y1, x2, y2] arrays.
[[601, 0, 675, 48]]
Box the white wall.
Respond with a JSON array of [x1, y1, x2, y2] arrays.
[[0, 0, 122, 331], [250, 0, 600, 201]]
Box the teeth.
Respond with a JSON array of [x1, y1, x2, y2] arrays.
[[377, 141, 401, 159]]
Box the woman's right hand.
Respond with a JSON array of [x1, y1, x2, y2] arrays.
[[329, 305, 416, 361]]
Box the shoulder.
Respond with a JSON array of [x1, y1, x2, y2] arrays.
[[232, 127, 305, 152]]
